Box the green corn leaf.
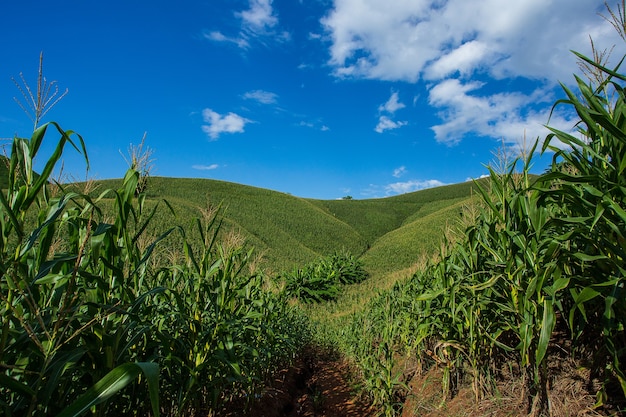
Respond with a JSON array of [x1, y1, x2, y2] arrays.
[[28, 124, 87, 210], [604, 196, 626, 222], [0, 189, 23, 238], [19, 192, 78, 258], [572, 51, 626, 82], [573, 286, 601, 307], [536, 299, 556, 365], [573, 252, 607, 262], [0, 373, 35, 396], [56, 362, 159, 417]]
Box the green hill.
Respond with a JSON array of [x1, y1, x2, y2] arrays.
[[85, 176, 479, 275]]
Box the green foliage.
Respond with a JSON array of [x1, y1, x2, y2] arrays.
[[0, 122, 310, 416], [0, 156, 9, 189], [282, 251, 368, 303], [85, 176, 477, 275], [540, 51, 626, 405], [156, 209, 311, 415], [329, 42, 626, 416]]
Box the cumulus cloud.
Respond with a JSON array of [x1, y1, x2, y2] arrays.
[[192, 164, 219, 170], [243, 89, 278, 104], [385, 179, 446, 195], [375, 116, 407, 133], [425, 40, 490, 79], [201, 109, 251, 140], [321, 0, 622, 83], [322, 0, 623, 147], [427, 78, 577, 148]]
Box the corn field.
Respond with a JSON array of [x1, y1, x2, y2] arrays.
[[0, 122, 310, 416], [334, 32, 626, 417]]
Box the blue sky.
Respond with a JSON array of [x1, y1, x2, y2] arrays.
[[1, 0, 624, 199]]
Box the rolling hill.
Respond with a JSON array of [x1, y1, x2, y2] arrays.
[[84, 176, 480, 275]]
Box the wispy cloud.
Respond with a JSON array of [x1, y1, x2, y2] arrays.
[[375, 91, 407, 133], [378, 91, 405, 113], [385, 179, 446, 195], [238, 0, 278, 32], [201, 109, 251, 140], [299, 120, 330, 131], [206, 0, 289, 49], [192, 164, 219, 170], [375, 116, 407, 133], [204, 31, 249, 49], [393, 166, 407, 178], [243, 89, 278, 104], [362, 178, 446, 197]]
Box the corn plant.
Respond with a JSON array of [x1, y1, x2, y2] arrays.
[[154, 205, 310, 415], [335, 36, 626, 415], [541, 50, 626, 405], [0, 120, 310, 416], [0, 123, 161, 416]]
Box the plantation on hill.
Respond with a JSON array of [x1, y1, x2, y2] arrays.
[[4, 4, 626, 415], [86, 175, 477, 274]]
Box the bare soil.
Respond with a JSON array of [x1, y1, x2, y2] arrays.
[[223, 346, 376, 417], [224, 345, 623, 417]]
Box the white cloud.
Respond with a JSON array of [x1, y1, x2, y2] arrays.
[[322, 0, 622, 83], [425, 40, 490, 79], [379, 91, 405, 113], [201, 109, 251, 140], [238, 0, 277, 33], [243, 89, 278, 104], [393, 166, 406, 178], [465, 174, 490, 181], [385, 179, 446, 195], [375, 92, 408, 133], [206, 0, 289, 49], [192, 164, 219, 170], [375, 116, 407, 133], [204, 31, 250, 49], [322, 1, 622, 147], [299, 120, 331, 131], [427, 78, 578, 148]]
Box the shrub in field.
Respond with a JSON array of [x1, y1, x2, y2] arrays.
[[282, 251, 368, 303]]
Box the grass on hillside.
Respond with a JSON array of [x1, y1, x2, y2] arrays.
[[81, 176, 478, 276]]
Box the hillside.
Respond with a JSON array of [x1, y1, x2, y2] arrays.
[[85, 176, 479, 275]]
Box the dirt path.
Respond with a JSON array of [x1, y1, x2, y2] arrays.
[[225, 347, 377, 417]]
